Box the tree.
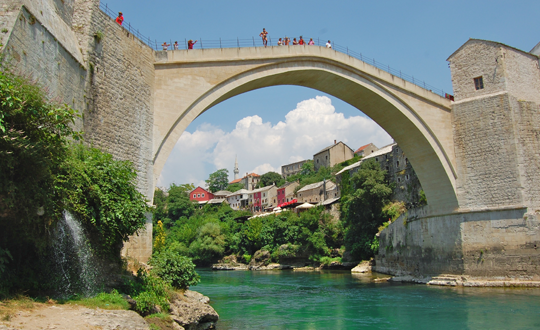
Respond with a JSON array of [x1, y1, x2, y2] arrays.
[[259, 171, 284, 188], [341, 159, 393, 261], [227, 182, 244, 192], [167, 183, 196, 223], [205, 169, 229, 193]]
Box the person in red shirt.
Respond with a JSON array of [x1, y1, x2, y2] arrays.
[[115, 12, 123, 25], [188, 39, 197, 49], [298, 36, 305, 45]]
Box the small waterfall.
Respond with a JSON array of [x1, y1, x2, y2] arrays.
[[51, 211, 99, 298]]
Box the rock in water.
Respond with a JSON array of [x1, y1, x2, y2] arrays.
[[170, 290, 219, 330], [351, 260, 374, 273]]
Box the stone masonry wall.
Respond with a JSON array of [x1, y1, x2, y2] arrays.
[[375, 206, 540, 279], [513, 100, 540, 209], [449, 40, 507, 101], [2, 4, 87, 131], [81, 8, 155, 199], [452, 93, 523, 210]]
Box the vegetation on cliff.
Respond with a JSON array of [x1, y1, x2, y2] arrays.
[[0, 65, 148, 296]]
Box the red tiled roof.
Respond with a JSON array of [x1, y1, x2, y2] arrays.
[[247, 173, 260, 177], [229, 178, 243, 184], [355, 143, 371, 154]]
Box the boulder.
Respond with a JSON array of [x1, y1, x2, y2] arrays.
[[351, 260, 374, 273], [248, 250, 271, 267], [169, 290, 219, 330]]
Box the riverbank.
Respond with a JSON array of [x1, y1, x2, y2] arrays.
[[0, 290, 218, 330], [213, 258, 540, 288]]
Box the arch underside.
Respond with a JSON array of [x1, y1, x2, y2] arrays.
[[153, 60, 458, 213]]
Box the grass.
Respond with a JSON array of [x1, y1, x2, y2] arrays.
[[145, 312, 176, 330], [62, 290, 129, 310], [0, 295, 37, 322]]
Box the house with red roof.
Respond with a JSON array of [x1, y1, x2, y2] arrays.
[[354, 143, 378, 157], [189, 186, 214, 203], [229, 172, 260, 191]]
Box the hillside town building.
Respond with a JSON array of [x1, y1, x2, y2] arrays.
[[249, 185, 278, 212], [281, 160, 309, 178], [336, 143, 423, 205], [313, 141, 355, 171], [229, 172, 261, 191], [189, 187, 214, 203], [274, 181, 300, 206], [297, 180, 337, 204], [354, 143, 379, 157], [227, 189, 250, 210]]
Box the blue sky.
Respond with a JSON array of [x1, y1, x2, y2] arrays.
[[102, 0, 540, 188]]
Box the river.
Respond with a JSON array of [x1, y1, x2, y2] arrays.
[[194, 269, 540, 329]]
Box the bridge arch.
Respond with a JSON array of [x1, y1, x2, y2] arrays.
[[153, 46, 458, 213]]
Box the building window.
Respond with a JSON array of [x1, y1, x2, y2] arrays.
[[406, 174, 410, 181], [397, 177, 401, 183], [386, 166, 389, 171], [193, 194, 196, 198], [202, 193, 205, 197], [375, 157, 378, 162], [317, 159, 319, 163], [325, 155, 328, 160], [405, 158, 408, 164], [474, 76, 484, 90], [396, 161, 400, 167], [197, 194, 200, 198]]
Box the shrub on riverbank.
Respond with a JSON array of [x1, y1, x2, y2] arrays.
[[0, 64, 148, 296]]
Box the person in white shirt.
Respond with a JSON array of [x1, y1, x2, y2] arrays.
[[326, 40, 332, 48]]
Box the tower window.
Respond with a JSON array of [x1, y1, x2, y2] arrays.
[[474, 76, 484, 90]]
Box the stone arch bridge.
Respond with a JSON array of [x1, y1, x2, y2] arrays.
[[2, 0, 538, 280], [152, 46, 457, 213]]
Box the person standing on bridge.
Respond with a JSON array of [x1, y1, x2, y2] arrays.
[[298, 36, 305, 45], [284, 37, 290, 45], [308, 38, 315, 45], [326, 40, 332, 48], [115, 12, 124, 25], [188, 39, 197, 49], [173, 41, 179, 50], [277, 38, 283, 46], [162, 42, 170, 50], [259, 28, 268, 47], [292, 38, 298, 45]]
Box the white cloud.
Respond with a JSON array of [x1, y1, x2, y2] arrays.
[[159, 96, 392, 188]]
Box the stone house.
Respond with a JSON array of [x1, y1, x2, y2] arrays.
[[249, 185, 278, 213], [274, 181, 300, 206], [336, 143, 423, 205], [281, 160, 309, 179], [213, 190, 232, 199], [313, 141, 355, 172], [229, 173, 261, 191], [354, 143, 378, 157], [227, 189, 250, 210], [447, 39, 540, 105], [297, 180, 337, 204]]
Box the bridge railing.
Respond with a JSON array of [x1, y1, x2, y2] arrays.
[[99, 1, 450, 98]]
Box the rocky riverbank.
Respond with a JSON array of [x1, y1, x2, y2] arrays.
[[212, 250, 359, 271], [0, 290, 218, 330]]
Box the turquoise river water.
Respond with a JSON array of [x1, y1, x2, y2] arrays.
[[194, 269, 540, 330]]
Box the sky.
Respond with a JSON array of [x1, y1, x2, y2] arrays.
[[103, 0, 540, 188]]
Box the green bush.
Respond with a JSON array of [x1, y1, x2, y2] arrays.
[[149, 250, 200, 290], [55, 144, 149, 257]]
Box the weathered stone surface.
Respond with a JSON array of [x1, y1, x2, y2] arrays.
[[169, 291, 218, 330], [0, 305, 150, 330], [351, 260, 373, 273], [249, 249, 271, 267]]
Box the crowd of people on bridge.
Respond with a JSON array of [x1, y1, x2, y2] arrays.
[[114, 13, 332, 51], [261, 29, 332, 49]]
